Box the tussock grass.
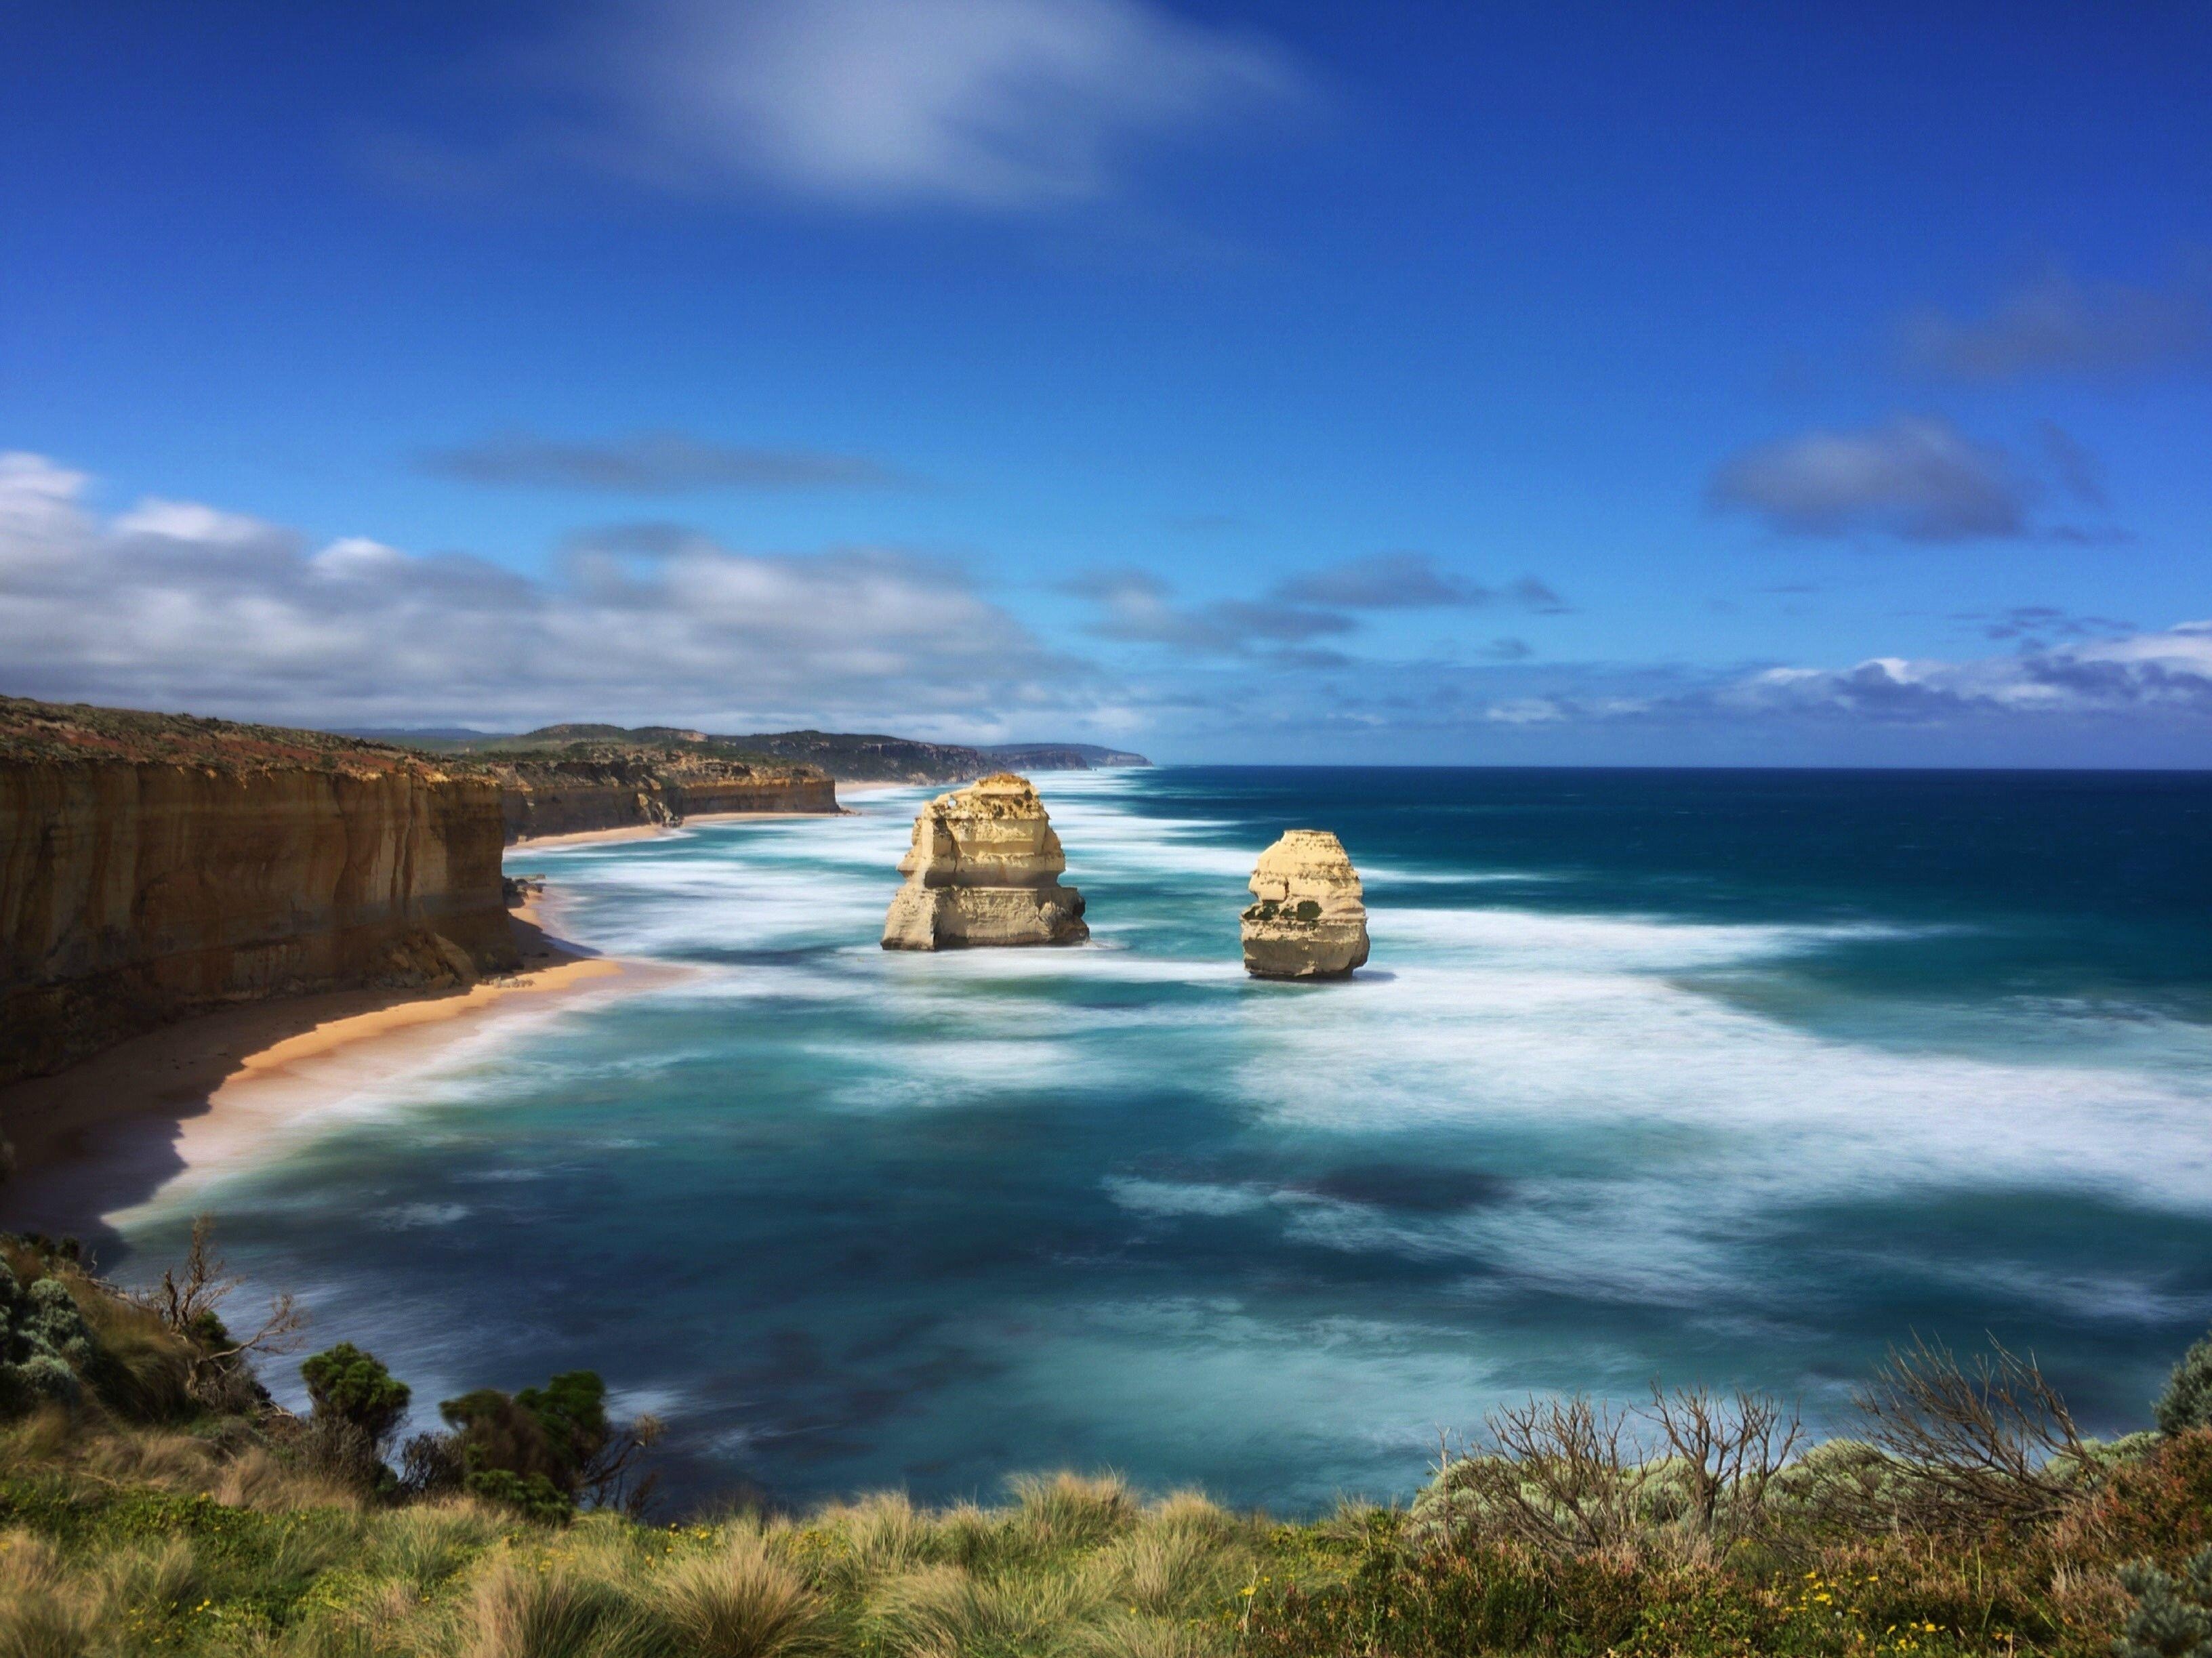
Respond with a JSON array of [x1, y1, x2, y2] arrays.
[[652, 1529, 826, 1657], [0, 1531, 102, 1658]]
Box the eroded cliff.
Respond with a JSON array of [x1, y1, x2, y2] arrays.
[[1, 697, 516, 1085], [493, 749, 838, 843]]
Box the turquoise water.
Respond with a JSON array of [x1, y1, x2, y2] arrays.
[[109, 768, 2212, 1512]]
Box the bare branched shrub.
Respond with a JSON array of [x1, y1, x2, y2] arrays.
[[583, 1409, 664, 1518], [1443, 1394, 1641, 1556], [1420, 1386, 1801, 1560], [1853, 1333, 2091, 1531], [1643, 1383, 1801, 1550], [129, 1216, 304, 1403]]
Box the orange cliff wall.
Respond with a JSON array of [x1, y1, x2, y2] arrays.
[[499, 763, 838, 842], [1, 761, 516, 1085]]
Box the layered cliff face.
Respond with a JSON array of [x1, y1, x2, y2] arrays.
[[492, 751, 838, 842], [0, 698, 516, 1085], [1242, 830, 1370, 980], [882, 774, 1088, 950]]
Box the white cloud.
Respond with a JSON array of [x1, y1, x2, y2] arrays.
[[0, 451, 1093, 736], [1713, 625, 2212, 722], [561, 0, 1305, 208]]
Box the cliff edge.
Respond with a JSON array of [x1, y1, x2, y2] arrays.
[[488, 743, 838, 843], [0, 696, 517, 1085]]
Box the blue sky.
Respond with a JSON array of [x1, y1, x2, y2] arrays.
[[3, 1, 2209, 763]]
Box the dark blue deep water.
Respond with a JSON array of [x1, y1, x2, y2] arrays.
[[89, 768, 2212, 1511]]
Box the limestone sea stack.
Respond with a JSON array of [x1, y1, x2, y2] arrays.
[[881, 774, 1088, 951], [1241, 830, 1370, 980]]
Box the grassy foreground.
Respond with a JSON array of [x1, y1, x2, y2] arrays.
[[3, 1226, 2211, 1657]]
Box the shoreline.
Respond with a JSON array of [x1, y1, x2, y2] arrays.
[[0, 892, 661, 1245], [0, 776, 920, 1245]]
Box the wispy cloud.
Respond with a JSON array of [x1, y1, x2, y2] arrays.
[[1900, 270, 2212, 381], [0, 451, 1090, 736], [1272, 552, 1570, 613], [1709, 415, 2032, 542], [1070, 567, 1351, 656], [419, 431, 912, 493], [544, 0, 1307, 210]]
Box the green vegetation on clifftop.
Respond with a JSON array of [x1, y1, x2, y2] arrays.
[[1, 1224, 2207, 1657]]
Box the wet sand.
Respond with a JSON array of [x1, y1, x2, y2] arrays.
[[0, 894, 662, 1249]]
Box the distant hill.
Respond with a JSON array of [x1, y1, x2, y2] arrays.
[[338, 724, 1150, 783]]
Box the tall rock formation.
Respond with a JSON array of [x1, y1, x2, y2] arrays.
[[1, 697, 516, 1085], [881, 774, 1088, 950], [1241, 830, 1369, 980]]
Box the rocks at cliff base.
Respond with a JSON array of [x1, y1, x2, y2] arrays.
[[1242, 830, 1369, 980], [882, 774, 1088, 951]]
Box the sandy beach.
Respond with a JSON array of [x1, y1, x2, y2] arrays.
[[0, 892, 660, 1245], [1, 781, 916, 1246]]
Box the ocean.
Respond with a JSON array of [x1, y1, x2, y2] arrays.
[[103, 767, 2212, 1513]]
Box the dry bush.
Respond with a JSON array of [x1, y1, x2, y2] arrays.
[[1010, 1471, 1139, 1552], [0, 1530, 103, 1658], [1141, 1491, 1235, 1541], [1072, 1611, 1226, 1658], [1441, 1394, 1641, 1556], [459, 1551, 654, 1658], [653, 1529, 827, 1658], [1082, 1524, 1246, 1619], [64, 1272, 197, 1421], [1853, 1334, 2091, 1531], [96, 1535, 202, 1625], [0, 1407, 83, 1484], [871, 1560, 1106, 1658], [809, 1491, 935, 1594], [128, 1214, 304, 1403], [359, 1496, 509, 1593], [209, 1443, 364, 1512], [1642, 1382, 1801, 1550], [78, 1424, 223, 1489]]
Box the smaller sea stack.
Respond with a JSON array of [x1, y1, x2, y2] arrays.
[[1242, 830, 1369, 980], [881, 773, 1088, 951]]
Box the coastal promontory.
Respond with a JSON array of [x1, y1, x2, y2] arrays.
[[1241, 829, 1370, 979], [0, 695, 516, 1085], [882, 774, 1088, 950]]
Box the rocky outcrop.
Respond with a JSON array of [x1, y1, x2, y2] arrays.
[[1, 697, 517, 1085], [1241, 830, 1369, 980], [881, 774, 1088, 951], [494, 754, 838, 842]]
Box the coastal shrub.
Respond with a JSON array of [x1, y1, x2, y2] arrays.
[[2158, 1327, 2212, 1437], [300, 1342, 411, 1491], [423, 1368, 659, 1520], [0, 1263, 97, 1418], [302, 1343, 411, 1448], [2059, 1427, 2212, 1571], [2114, 1546, 2212, 1658]]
